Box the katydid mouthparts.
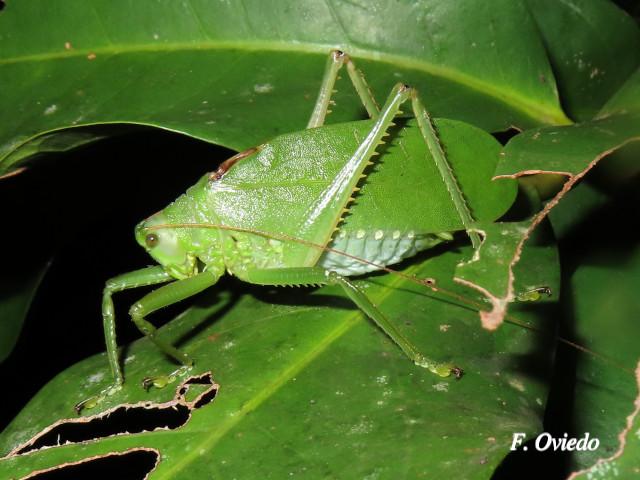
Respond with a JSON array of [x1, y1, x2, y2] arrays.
[[76, 50, 511, 414]]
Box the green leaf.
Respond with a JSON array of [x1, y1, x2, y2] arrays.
[[568, 363, 640, 479], [1, 1, 638, 477], [0, 243, 559, 478], [0, 264, 48, 363], [565, 240, 640, 470], [455, 113, 640, 330], [548, 179, 640, 471], [0, 0, 572, 175], [525, 0, 640, 121], [599, 66, 640, 117], [455, 220, 553, 304], [496, 114, 640, 177]]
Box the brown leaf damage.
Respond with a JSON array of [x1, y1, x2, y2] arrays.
[[567, 361, 640, 479], [6, 372, 218, 458], [455, 115, 640, 331]]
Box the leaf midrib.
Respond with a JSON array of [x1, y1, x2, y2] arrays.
[[0, 40, 571, 126], [156, 271, 415, 478]]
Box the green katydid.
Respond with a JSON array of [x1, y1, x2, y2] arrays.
[[76, 50, 517, 413]]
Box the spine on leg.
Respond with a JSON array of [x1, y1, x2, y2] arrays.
[[242, 267, 328, 287]]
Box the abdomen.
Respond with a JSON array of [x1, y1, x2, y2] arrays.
[[317, 228, 452, 276]]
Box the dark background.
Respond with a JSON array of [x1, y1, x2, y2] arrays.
[[0, 129, 233, 427]]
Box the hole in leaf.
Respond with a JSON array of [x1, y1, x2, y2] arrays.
[[23, 448, 158, 480], [12, 372, 217, 456], [15, 403, 190, 455], [0, 1, 5, 11], [492, 127, 520, 145], [179, 372, 219, 407]]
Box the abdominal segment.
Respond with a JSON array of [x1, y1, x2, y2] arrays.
[[317, 228, 451, 276]]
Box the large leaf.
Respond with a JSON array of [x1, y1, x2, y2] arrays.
[[0, 1, 637, 477], [455, 112, 640, 330], [568, 362, 640, 480], [0, 0, 542, 385], [598, 66, 640, 117], [548, 178, 640, 471], [0, 0, 572, 175], [455, 63, 640, 331], [0, 241, 559, 478], [525, 0, 640, 121]]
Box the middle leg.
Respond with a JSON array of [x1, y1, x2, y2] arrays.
[[307, 50, 380, 128], [240, 266, 462, 378]]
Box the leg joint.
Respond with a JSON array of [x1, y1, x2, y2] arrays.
[[129, 302, 144, 319], [324, 270, 340, 285], [103, 282, 117, 296], [396, 82, 413, 94], [332, 49, 347, 61]]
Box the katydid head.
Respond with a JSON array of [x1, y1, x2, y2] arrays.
[[135, 211, 197, 280]]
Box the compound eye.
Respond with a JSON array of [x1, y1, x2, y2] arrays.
[[145, 233, 159, 248]]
